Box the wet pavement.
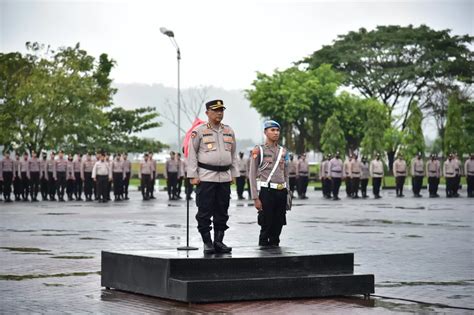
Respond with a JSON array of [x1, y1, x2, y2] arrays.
[[1, 187, 473, 314]]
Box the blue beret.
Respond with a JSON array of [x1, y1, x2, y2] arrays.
[[263, 120, 281, 130]]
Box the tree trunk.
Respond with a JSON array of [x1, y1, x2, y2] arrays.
[[387, 150, 395, 176]]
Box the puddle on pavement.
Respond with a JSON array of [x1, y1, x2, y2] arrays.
[[41, 229, 68, 232], [0, 247, 50, 253], [6, 229, 38, 233], [43, 283, 65, 287], [447, 294, 472, 299], [0, 271, 100, 281], [237, 221, 255, 225], [165, 224, 182, 228], [50, 255, 94, 259], [80, 237, 106, 240], [39, 233, 81, 237], [43, 213, 78, 215], [403, 234, 423, 238], [395, 206, 425, 210]]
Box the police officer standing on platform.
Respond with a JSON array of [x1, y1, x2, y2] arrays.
[[296, 153, 309, 199], [370, 153, 384, 199], [465, 153, 474, 198], [165, 151, 179, 200], [393, 153, 407, 197], [92, 152, 112, 203], [187, 99, 239, 254], [426, 154, 441, 197], [236, 152, 247, 200], [249, 120, 289, 247], [411, 152, 425, 197]]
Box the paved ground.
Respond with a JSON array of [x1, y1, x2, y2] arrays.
[[1, 186, 473, 314]]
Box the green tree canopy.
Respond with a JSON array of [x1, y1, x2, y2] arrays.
[[444, 93, 465, 157], [400, 101, 425, 162], [360, 99, 390, 159], [321, 113, 346, 155]]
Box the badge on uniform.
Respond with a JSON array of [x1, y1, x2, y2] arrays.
[[191, 131, 197, 138], [207, 143, 213, 149]]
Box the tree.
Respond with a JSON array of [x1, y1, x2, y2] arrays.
[[360, 99, 390, 159], [0, 42, 165, 153], [383, 127, 402, 173], [303, 25, 473, 130], [400, 101, 425, 162], [444, 93, 465, 157], [321, 114, 346, 155]]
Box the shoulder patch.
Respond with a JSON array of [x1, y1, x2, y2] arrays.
[[191, 130, 197, 138], [252, 146, 260, 159]]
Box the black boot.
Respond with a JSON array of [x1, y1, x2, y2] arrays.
[[201, 232, 215, 254], [214, 230, 232, 253]]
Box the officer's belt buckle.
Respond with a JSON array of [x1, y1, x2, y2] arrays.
[[276, 183, 284, 190]]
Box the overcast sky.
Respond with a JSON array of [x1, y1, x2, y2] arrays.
[[1, 0, 472, 90]]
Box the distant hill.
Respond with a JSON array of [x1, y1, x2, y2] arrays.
[[113, 83, 263, 151]]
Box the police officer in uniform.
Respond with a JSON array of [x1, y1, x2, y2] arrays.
[[344, 154, 352, 198], [328, 152, 343, 200], [123, 153, 132, 200], [288, 154, 298, 198], [349, 154, 362, 198], [249, 120, 289, 247], [444, 153, 456, 197], [28, 150, 41, 202], [81, 153, 95, 201], [55, 150, 68, 202], [111, 153, 125, 201], [465, 153, 474, 198], [139, 153, 153, 200], [297, 153, 309, 199], [426, 154, 441, 197], [360, 156, 370, 198], [319, 155, 328, 199], [182, 156, 194, 200], [46, 152, 57, 201], [66, 154, 76, 201], [410, 152, 425, 197], [187, 99, 239, 254], [13, 154, 22, 201], [165, 151, 179, 200], [1, 151, 14, 202], [236, 152, 247, 200], [40, 152, 49, 201], [92, 152, 112, 203], [176, 153, 184, 199], [73, 154, 83, 201], [148, 151, 157, 199], [20, 152, 30, 201], [393, 153, 407, 197], [453, 153, 461, 197], [370, 153, 384, 199]]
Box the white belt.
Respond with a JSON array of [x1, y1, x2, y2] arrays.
[[257, 181, 287, 190]]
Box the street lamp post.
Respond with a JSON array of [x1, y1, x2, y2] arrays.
[[160, 27, 181, 150]]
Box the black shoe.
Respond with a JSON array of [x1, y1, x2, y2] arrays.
[[124, 196, 129, 200], [352, 195, 359, 199], [332, 197, 340, 201], [214, 230, 232, 253], [201, 232, 215, 254], [150, 196, 156, 199]]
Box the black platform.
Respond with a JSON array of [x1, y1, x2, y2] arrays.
[[101, 247, 374, 303]]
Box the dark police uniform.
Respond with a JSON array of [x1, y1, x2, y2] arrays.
[[249, 139, 289, 246], [410, 155, 425, 197], [40, 156, 49, 200], [123, 156, 131, 200], [187, 99, 239, 254], [92, 158, 112, 202], [370, 156, 384, 198], [165, 157, 179, 200], [1, 156, 15, 202], [28, 156, 41, 201], [46, 155, 56, 200], [55, 156, 68, 201], [13, 157, 22, 201], [81, 155, 95, 201], [393, 156, 407, 197], [426, 156, 441, 197], [19, 156, 30, 201], [73, 156, 83, 200]]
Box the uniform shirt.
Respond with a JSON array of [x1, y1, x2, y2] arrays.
[[150, 158, 157, 174], [92, 160, 112, 179], [465, 159, 474, 176], [289, 160, 298, 178], [40, 159, 48, 178], [393, 159, 407, 177], [443, 159, 456, 178], [55, 157, 68, 173], [370, 159, 384, 178], [426, 159, 440, 178], [411, 158, 425, 177], [139, 160, 154, 178], [328, 158, 343, 178], [66, 161, 75, 180], [187, 122, 239, 183], [28, 157, 40, 179], [111, 159, 125, 175], [165, 158, 179, 178], [454, 158, 462, 176], [343, 159, 351, 178], [81, 158, 95, 180], [20, 159, 29, 175], [178, 159, 185, 177], [73, 159, 82, 173], [319, 160, 327, 179], [248, 144, 289, 199], [360, 162, 370, 180], [47, 158, 56, 174], [14, 159, 21, 176], [238, 157, 247, 177], [1, 158, 15, 172], [123, 159, 131, 173], [297, 159, 309, 176], [349, 159, 362, 178]]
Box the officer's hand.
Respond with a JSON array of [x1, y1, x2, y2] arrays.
[[190, 178, 200, 185], [254, 198, 263, 212]]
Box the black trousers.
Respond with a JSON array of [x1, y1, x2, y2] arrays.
[[257, 187, 287, 246], [66, 178, 75, 198], [297, 176, 309, 197], [0, 178, 2, 199], [47, 171, 56, 199], [289, 177, 297, 195], [412, 176, 423, 195], [21, 172, 29, 199], [395, 176, 405, 196], [96, 175, 109, 201], [446, 177, 455, 197], [177, 176, 183, 197], [324, 178, 332, 197], [195, 181, 231, 234], [40, 174, 48, 199], [14, 173, 22, 198], [113, 173, 123, 196], [3, 172, 13, 199], [56, 172, 66, 199], [236, 175, 246, 198], [74, 172, 82, 199], [29, 172, 40, 199], [345, 177, 352, 196], [123, 172, 130, 197], [351, 177, 360, 196], [151, 171, 156, 196], [141, 174, 152, 199], [167, 172, 178, 198], [428, 177, 439, 196], [467, 175, 474, 196], [454, 175, 461, 195], [332, 177, 342, 198], [360, 178, 368, 196], [373, 177, 382, 196], [84, 172, 93, 197]]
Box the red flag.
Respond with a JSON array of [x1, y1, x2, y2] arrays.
[[183, 118, 206, 158]]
